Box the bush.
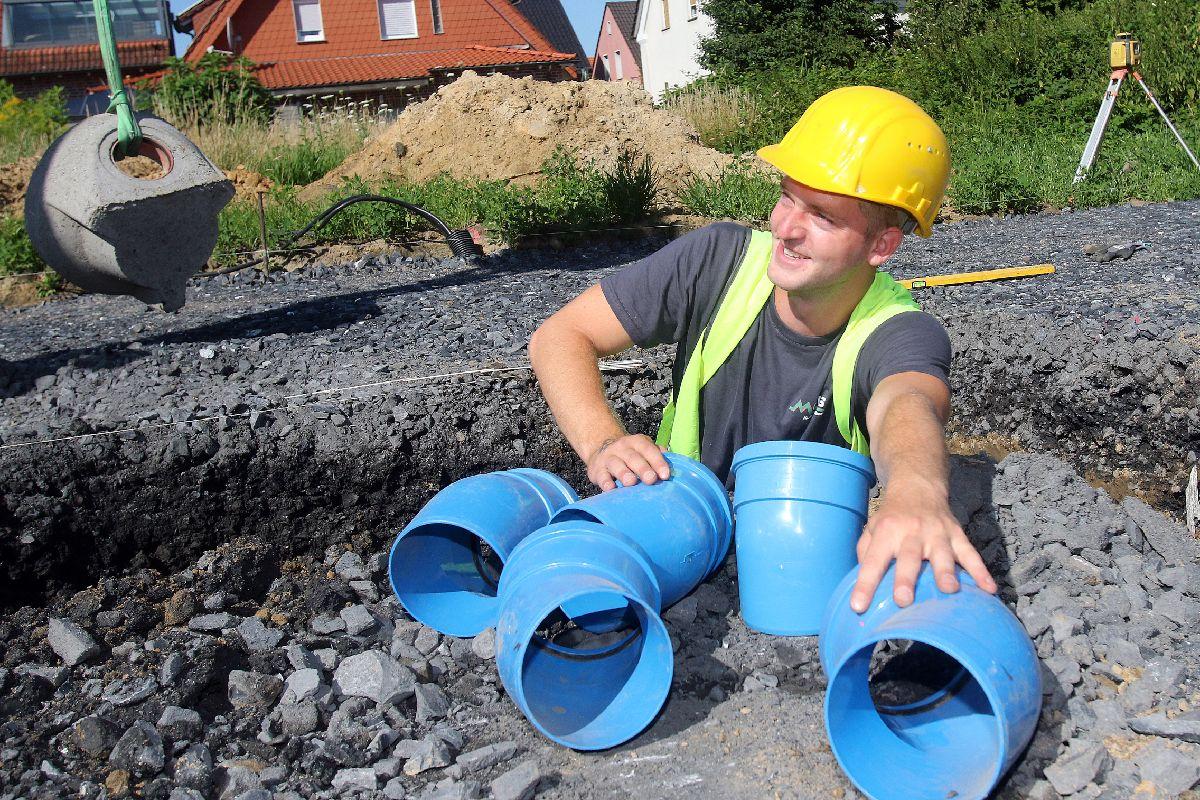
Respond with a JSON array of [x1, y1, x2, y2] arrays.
[[0, 80, 68, 162], [142, 53, 273, 126], [0, 214, 47, 277], [677, 161, 778, 220]]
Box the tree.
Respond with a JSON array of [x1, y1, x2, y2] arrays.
[[698, 0, 901, 73], [138, 52, 273, 125]]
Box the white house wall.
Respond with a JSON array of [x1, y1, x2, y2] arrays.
[[634, 0, 713, 101]]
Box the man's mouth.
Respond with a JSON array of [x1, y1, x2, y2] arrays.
[[778, 241, 809, 262]]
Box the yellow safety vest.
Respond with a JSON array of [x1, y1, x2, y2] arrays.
[[655, 229, 919, 460]]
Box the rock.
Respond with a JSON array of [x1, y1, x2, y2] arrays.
[[227, 670, 284, 709], [1153, 591, 1200, 627], [332, 767, 377, 792], [163, 590, 197, 626], [416, 683, 451, 722], [470, 628, 496, 661], [310, 612, 346, 635], [1044, 739, 1110, 796], [108, 721, 165, 777], [382, 776, 407, 799], [455, 741, 519, 774], [415, 626, 440, 655], [334, 551, 368, 581], [217, 763, 263, 798], [1122, 497, 1199, 564], [277, 701, 320, 735], [341, 604, 378, 636], [663, 595, 699, 626], [173, 743, 213, 791], [74, 716, 122, 758], [1128, 710, 1200, 743], [1010, 552, 1049, 587], [349, 580, 380, 603], [189, 612, 235, 632], [47, 617, 100, 665], [157, 706, 202, 742], [160, 651, 186, 685], [285, 643, 322, 672], [102, 675, 158, 706], [282, 668, 325, 704], [106, 769, 131, 797], [334, 651, 416, 704], [236, 617, 284, 652], [1135, 740, 1200, 795], [401, 738, 453, 775], [490, 760, 542, 800]]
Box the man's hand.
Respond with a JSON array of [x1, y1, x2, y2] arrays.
[[850, 479, 997, 613], [587, 434, 671, 491]]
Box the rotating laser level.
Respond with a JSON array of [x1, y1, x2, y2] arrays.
[[1074, 32, 1200, 182]]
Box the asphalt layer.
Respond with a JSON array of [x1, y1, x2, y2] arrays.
[[0, 201, 1198, 799]]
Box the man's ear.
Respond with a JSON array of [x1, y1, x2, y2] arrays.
[[867, 226, 904, 268]]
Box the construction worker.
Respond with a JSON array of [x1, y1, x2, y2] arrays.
[[529, 86, 997, 613]]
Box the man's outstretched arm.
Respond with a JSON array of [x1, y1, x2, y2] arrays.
[[529, 284, 670, 491], [849, 371, 997, 612]]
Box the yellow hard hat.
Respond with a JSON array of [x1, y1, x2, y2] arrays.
[[757, 86, 950, 237]]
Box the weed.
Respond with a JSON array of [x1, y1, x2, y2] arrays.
[[677, 162, 778, 221], [0, 213, 46, 277]]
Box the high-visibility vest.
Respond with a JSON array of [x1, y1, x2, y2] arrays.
[[655, 228, 919, 460]]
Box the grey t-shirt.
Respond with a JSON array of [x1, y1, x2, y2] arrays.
[[600, 222, 951, 484]]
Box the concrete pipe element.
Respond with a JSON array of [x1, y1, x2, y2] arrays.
[[24, 114, 235, 311], [819, 564, 1042, 800], [731, 440, 875, 635], [495, 453, 732, 750], [388, 468, 577, 638]]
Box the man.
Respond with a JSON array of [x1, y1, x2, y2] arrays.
[[529, 86, 996, 613]]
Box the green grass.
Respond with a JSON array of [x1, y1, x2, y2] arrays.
[[677, 161, 778, 220], [211, 149, 663, 264]]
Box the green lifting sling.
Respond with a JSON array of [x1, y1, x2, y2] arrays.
[[656, 228, 919, 460]]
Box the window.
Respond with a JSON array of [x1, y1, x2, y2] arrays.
[[660, 0, 670, 29], [292, 0, 324, 42], [379, 0, 418, 39], [601, 53, 610, 80], [2, 0, 165, 49], [688, 0, 699, 20], [430, 0, 443, 34], [606, 20, 611, 36], [614, 50, 623, 80]]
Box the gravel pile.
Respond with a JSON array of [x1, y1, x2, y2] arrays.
[[1, 200, 1199, 798]]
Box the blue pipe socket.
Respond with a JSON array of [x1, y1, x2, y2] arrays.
[[387, 469, 578, 637], [820, 564, 1042, 800], [496, 452, 732, 750], [731, 441, 875, 635]]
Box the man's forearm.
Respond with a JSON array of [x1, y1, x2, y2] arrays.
[[869, 389, 949, 501], [529, 324, 627, 463]]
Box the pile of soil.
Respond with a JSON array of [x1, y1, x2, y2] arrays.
[[299, 71, 736, 202], [0, 155, 38, 216]]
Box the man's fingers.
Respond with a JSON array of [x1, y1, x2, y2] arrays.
[[929, 540, 959, 594], [856, 529, 873, 562], [635, 439, 671, 480], [618, 450, 659, 485], [851, 544, 892, 614], [892, 540, 923, 607], [952, 535, 998, 594]]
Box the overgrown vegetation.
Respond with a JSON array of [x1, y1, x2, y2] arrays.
[[211, 149, 662, 265], [0, 81, 68, 163], [683, 0, 1200, 214]]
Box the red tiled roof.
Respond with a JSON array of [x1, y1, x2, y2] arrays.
[[0, 39, 169, 77], [252, 44, 574, 90]]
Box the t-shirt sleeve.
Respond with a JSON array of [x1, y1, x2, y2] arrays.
[[599, 223, 748, 348], [851, 311, 952, 434]]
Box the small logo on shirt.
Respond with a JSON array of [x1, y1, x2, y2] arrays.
[[788, 394, 828, 420]]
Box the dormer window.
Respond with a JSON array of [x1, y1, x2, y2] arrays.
[[293, 0, 324, 42], [430, 0, 443, 34], [661, 0, 671, 30], [379, 0, 418, 39], [2, 0, 166, 49]]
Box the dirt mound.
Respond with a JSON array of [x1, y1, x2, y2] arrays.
[[224, 165, 274, 200], [299, 71, 735, 202], [0, 156, 38, 216]]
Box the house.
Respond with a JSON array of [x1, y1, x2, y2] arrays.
[[0, 0, 173, 116], [591, 0, 640, 86], [173, 0, 583, 109], [633, 0, 713, 101]]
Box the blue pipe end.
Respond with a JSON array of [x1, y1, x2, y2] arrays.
[[820, 564, 1042, 800], [388, 469, 578, 638]]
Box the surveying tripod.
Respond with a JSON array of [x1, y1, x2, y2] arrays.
[[1074, 33, 1200, 183]]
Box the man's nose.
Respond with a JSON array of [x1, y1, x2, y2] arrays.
[[774, 207, 809, 240]]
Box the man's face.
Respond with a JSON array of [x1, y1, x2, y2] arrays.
[[767, 178, 894, 295]]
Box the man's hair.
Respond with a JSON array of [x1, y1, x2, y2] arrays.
[[859, 199, 916, 236]]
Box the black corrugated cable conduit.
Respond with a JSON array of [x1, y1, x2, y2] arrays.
[[200, 194, 486, 278]]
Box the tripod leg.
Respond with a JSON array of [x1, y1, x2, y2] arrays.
[[1075, 75, 1123, 183], [1132, 73, 1200, 171]]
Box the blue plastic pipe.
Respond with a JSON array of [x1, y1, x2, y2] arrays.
[[820, 564, 1042, 800], [730, 440, 875, 635], [495, 453, 732, 750], [388, 469, 578, 637]]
